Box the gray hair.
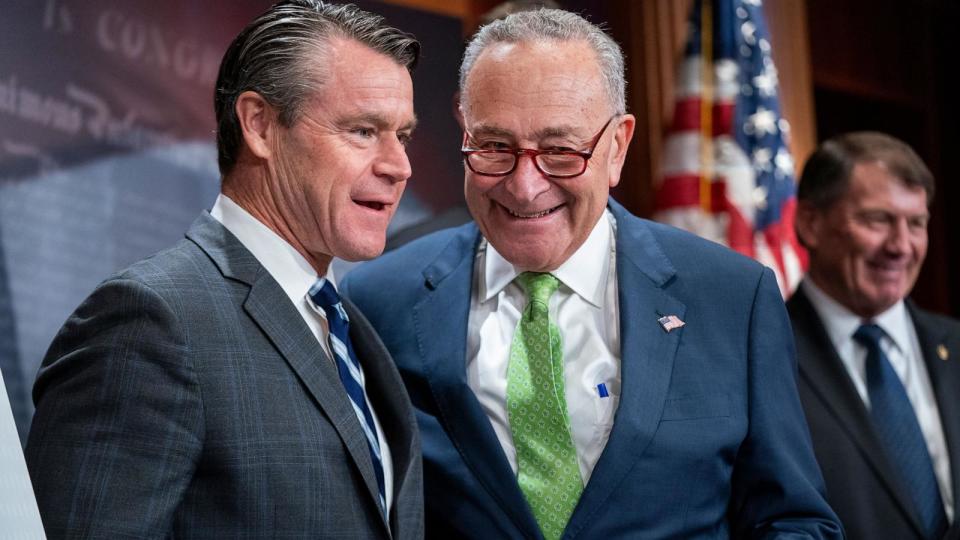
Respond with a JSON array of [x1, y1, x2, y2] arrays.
[[479, 0, 563, 26], [459, 9, 626, 116], [214, 0, 420, 176]]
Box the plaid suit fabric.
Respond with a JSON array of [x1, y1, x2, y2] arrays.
[[25, 213, 423, 539]]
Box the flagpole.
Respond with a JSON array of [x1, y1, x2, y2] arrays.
[[699, 0, 714, 215]]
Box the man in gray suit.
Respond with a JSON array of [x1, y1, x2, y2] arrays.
[[25, 2, 423, 538]]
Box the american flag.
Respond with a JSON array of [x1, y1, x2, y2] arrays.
[[653, 0, 806, 297], [658, 315, 686, 333]]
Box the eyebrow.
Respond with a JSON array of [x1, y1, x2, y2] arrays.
[[342, 112, 418, 132], [467, 123, 586, 141], [466, 124, 514, 139]]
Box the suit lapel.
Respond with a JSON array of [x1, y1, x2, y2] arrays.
[[565, 202, 685, 538], [910, 304, 960, 523], [186, 213, 387, 531], [412, 225, 542, 538], [790, 287, 925, 535]]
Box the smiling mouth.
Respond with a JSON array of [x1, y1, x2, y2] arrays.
[[503, 203, 562, 219]]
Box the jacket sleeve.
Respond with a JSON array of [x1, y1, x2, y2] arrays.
[[25, 276, 203, 538], [729, 267, 844, 539]]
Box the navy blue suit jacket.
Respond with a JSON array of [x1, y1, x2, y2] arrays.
[[343, 199, 841, 539], [790, 286, 960, 539]]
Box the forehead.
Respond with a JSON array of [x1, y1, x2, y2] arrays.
[[306, 38, 414, 119], [842, 161, 929, 212], [462, 39, 608, 131]]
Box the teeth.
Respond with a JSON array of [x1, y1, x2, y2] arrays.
[[507, 207, 555, 219]]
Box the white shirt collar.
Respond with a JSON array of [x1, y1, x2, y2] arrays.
[[801, 278, 909, 353], [482, 208, 613, 308], [209, 194, 332, 306]]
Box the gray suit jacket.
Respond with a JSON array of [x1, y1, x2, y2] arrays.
[[26, 212, 424, 539], [789, 286, 960, 540]]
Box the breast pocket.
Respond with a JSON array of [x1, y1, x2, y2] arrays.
[[660, 393, 730, 421]]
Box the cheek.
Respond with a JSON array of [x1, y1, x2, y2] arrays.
[[465, 176, 499, 203], [844, 227, 884, 256], [568, 180, 606, 216], [913, 235, 929, 260]]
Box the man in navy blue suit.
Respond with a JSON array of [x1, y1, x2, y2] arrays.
[[790, 132, 960, 539], [343, 8, 840, 539]]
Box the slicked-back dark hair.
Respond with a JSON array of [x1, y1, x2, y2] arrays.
[[214, 0, 420, 176], [798, 131, 935, 209]]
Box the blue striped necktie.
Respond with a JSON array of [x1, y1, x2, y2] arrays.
[[308, 278, 386, 515], [854, 323, 947, 539]]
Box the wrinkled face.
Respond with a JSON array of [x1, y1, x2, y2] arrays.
[[461, 39, 633, 272], [270, 39, 415, 264], [798, 161, 929, 318]]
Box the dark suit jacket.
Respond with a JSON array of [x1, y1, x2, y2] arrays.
[[25, 213, 424, 539], [789, 285, 960, 539], [341, 198, 841, 539]]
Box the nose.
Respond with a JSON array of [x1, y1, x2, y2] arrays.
[[884, 219, 912, 256], [373, 135, 412, 183], [503, 153, 552, 203]]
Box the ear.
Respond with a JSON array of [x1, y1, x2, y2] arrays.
[[235, 90, 277, 161], [453, 91, 465, 130], [794, 200, 822, 251], [607, 114, 636, 188]]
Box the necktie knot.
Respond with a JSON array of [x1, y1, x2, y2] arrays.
[[517, 272, 559, 315], [308, 278, 349, 324], [853, 323, 885, 352]]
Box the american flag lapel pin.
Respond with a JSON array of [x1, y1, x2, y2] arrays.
[[658, 314, 685, 333]]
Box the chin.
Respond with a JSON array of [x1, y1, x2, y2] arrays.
[[330, 237, 386, 263], [341, 246, 385, 263], [859, 293, 901, 317], [504, 254, 557, 273]]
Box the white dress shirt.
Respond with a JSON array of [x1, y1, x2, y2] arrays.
[[210, 194, 394, 512], [802, 279, 953, 521], [466, 209, 620, 484]]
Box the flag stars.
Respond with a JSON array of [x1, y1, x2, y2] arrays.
[[753, 147, 773, 171], [744, 0, 763, 6], [741, 21, 757, 44], [753, 68, 778, 97], [745, 107, 777, 136], [779, 119, 793, 144], [716, 60, 738, 85], [775, 148, 795, 176], [759, 38, 771, 53], [752, 185, 769, 211]]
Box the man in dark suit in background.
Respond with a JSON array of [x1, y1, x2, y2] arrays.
[[791, 131, 960, 539], [25, 2, 423, 537], [343, 8, 840, 539]]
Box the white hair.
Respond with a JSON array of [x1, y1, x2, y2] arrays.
[[459, 8, 626, 116]]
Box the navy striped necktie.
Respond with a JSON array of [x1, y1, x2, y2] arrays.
[[854, 323, 947, 539], [308, 278, 386, 515]]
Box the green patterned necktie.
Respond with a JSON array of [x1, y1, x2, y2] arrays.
[[506, 272, 583, 540]]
